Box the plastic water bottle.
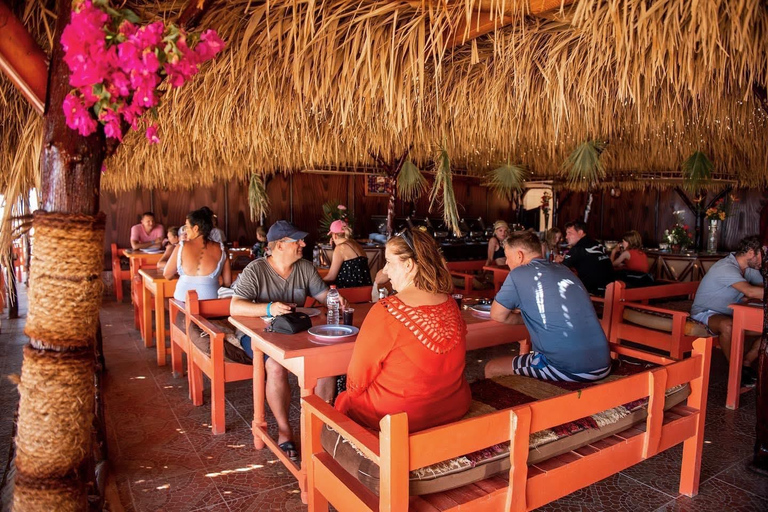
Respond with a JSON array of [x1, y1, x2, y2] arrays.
[[326, 285, 341, 325], [312, 246, 320, 266]]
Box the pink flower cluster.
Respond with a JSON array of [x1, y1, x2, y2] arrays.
[[61, 0, 224, 143]]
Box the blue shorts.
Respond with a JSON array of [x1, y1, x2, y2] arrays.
[[240, 335, 268, 363], [511, 352, 610, 382]]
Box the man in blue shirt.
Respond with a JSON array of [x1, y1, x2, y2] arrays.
[[690, 235, 763, 386], [485, 231, 611, 382]]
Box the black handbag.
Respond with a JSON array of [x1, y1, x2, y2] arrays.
[[267, 312, 312, 334]]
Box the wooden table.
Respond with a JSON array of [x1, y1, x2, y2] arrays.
[[125, 250, 164, 329], [138, 268, 177, 366], [728, 303, 763, 410], [483, 264, 509, 294], [229, 303, 529, 502]]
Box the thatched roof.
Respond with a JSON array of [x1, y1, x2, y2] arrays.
[[2, 0, 768, 194]]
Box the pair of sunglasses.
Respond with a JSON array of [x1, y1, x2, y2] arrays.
[[395, 229, 417, 259]]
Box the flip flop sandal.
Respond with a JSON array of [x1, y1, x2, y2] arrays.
[[278, 441, 300, 462]]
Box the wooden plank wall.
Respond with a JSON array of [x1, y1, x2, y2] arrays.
[[555, 188, 766, 249], [99, 173, 766, 269]]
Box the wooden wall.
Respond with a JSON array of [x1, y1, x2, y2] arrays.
[[100, 173, 766, 269], [554, 188, 766, 250]]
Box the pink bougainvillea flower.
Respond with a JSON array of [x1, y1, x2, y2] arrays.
[[118, 20, 138, 38], [133, 21, 164, 48], [194, 30, 225, 61], [146, 124, 160, 144], [133, 86, 158, 108], [109, 70, 131, 97], [63, 93, 97, 136], [103, 119, 123, 141], [117, 40, 142, 73], [118, 102, 144, 130], [337, 205, 347, 210], [79, 84, 99, 105]]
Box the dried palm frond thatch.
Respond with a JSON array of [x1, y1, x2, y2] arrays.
[[487, 163, 527, 201], [681, 151, 714, 194], [1, 0, 768, 196], [248, 173, 269, 222], [429, 146, 461, 236], [397, 158, 428, 202]]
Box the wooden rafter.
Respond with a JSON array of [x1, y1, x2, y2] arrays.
[[443, 0, 577, 49], [0, 1, 48, 114]]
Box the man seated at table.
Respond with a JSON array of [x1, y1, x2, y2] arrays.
[[485, 231, 611, 382], [230, 220, 331, 461], [130, 211, 165, 250], [554, 220, 614, 296], [691, 235, 763, 386]]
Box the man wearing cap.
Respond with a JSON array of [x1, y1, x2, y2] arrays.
[[230, 220, 332, 461]]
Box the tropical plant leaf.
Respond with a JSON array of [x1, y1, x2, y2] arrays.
[[681, 151, 714, 193], [429, 146, 461, 236], [397, 158, 427, 202], [248, 174, 269, 222], [560, 140, 607, 191], [319, 200, 354, 238], [487, 163, 527, 201]]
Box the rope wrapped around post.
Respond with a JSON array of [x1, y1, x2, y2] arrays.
[[12, 211, 105, 510]]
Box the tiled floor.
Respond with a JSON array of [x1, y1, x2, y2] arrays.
[[0, 289, 766, 511]]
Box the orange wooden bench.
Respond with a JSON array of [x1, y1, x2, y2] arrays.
[[111, 243, 130, 302], [608, 280, 702, 359], [174, 290, 251, 435], [446, 261, 494, 299], [302, 337, 713, 511]]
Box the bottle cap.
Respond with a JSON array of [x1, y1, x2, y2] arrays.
[[330, 285, 337, 289]]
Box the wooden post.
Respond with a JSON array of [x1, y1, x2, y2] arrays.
[[13, 0, 105, 509], [752, 247, 768, 474], [369, 147, 411, 238]]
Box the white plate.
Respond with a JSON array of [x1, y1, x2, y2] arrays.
[[469, 304, 492, 318], [308, 324, 359, 344], [140, 248, 163, 254], [296, 307, 321, 318]]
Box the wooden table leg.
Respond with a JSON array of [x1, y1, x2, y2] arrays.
[[155, 290, 166, 366], [252, 350, 267, 449], [726, 313, 746, 410], [298, 379, 318, 505], [141, 281, 153, 349]]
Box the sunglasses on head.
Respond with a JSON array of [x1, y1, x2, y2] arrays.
[[395, 229, 417, 258]]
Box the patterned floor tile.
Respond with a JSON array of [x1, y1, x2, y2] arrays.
[[222, 484, 305, 512], [535, 473, 674, 511], [127, 469, 227, 512], [622, 422, 755, 497], [205, 457, 297, 502], [714, 456, 768, 501], [658, 477, 768, 511]]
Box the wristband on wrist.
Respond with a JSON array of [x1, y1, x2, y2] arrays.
[[266, 302, 273, 317]]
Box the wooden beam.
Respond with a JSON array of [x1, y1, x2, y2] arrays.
[[0, 1, 48, 114], [444, 0, 577, 49]]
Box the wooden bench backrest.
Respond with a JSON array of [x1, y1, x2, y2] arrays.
[[304, 337, 713, 512], [445, 260, 486, 272]]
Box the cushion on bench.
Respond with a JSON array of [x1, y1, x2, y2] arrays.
[[622, 299, 708, 337], [172, 314, 252, 365], [321, 360, 690, 496]]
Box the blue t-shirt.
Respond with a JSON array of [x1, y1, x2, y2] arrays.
[[691, 253, 762, 316], [494, 259, 611, 374]]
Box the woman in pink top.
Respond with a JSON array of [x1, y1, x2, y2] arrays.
[[130, 211, 165, 250], [610, 230, 649, 273]]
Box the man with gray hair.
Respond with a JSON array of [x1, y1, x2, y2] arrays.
[[231, 220, 332, 462], [691, 235, 764, 386]]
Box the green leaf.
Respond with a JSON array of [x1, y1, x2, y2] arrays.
[[397, 158, 427, 202], [486, 163, 527, 201], [560, 140, 607, 191], [120, 9, 141, 24], [681, 151, 714, 193]]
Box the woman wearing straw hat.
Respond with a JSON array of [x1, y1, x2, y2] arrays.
[[486, 220, 510, 266], [323, 220, 373, 288]]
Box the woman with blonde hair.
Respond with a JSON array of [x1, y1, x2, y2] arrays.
[[611, 230, 649, 272], [322, 220, 372, 288], [335, 229, 471, 432], [486, 220, 510, 266]]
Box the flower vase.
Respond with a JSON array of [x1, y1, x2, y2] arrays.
[[671, 244, 681, 254], [707, 219, 720, 254]]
